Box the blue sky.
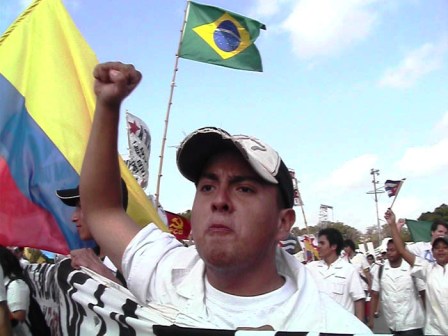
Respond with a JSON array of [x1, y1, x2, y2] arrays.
[[2, 0, 447, 234]]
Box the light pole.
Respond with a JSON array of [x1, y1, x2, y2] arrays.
[[368, 168, 383, 244]]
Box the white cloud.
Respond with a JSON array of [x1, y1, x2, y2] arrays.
[[317, 154, 378, 191], [435, 111, 448, 133], [379, 41, 447, 88], [280, 0, 379, 59], [396, 138, 448, 176], [252, 0, 283, 17]]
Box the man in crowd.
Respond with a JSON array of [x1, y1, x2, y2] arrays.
[[366, 253, 381, 318], [343, 239, 372, 294], [398, 218, 448, 261], [78, 61, 371, 333], [369, 239, 425, 335], [386, 209, 448, 335], [0, 265, 12, 336], [306, 228, 366, 320], [56, 181, 128, 286]]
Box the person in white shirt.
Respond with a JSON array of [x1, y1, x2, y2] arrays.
[[398, 218, 448, 262], [56, 182, 128, 286], [369, 238, 425, 335], [78, 61, 372, 334], [0, 246, 31, 336], [306, 228, 366, 320], [343, 239, 372, 294], [0, 263, 12, 336], [387, 209, 448, 335]]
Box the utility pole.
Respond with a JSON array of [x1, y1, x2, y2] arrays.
[[370, 168, 382, 243]]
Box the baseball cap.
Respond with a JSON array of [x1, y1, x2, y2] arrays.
[[176, 127, 294, 208], [56, 178, 129, 210], [432, 235, 448, 247]]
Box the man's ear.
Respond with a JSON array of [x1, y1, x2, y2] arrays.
[[277, 208, 296, 240]]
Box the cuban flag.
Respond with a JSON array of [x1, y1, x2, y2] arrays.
[[384, 179, 403, 197]]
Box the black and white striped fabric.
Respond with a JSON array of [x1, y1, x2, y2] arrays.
[[24, 260, 385, 335]]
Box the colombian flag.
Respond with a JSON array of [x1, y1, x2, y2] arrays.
[[0, 0, 165, 254]]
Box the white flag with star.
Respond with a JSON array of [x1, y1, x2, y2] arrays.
[[126, 112, 151, 189]]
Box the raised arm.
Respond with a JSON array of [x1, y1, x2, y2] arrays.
[[80, 62, 142, 269], [385, 209, 415, 266]]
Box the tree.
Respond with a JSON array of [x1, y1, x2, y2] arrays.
[[291, 221, 362, 243], [178, 209, 192, 220], [418, 203, 448, 222]]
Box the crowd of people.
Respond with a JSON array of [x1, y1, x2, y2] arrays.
[[1, 61, 447, 335]]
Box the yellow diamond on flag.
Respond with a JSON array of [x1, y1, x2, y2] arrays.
[[192, 12, 252, 60]]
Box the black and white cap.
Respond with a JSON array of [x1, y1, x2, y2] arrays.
[[176, 127, 294, 209]]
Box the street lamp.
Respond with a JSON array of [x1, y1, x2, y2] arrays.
[[366, 168, 385, 244]]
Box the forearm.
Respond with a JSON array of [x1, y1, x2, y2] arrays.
[[80, 63, 141, 268], [354, 299, 365, 322], [369, 292, 379, 327], [0, 304, 12, 336]]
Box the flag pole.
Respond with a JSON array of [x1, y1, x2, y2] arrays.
[[389, 178, 406, 209], [154, 1, 190, 207]]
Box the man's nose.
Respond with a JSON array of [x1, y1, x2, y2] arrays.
[[211, 187, 232, 212]]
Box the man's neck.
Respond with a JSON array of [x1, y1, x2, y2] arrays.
[[389, 258, 402, 268], [206, 265, 285, 296], [323, 254, 338, 266]]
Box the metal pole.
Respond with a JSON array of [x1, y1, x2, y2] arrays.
[[370, 168, 382, 244], [154, 1, 190, 206]]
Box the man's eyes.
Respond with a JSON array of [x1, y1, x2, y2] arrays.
[[199, 184, 214, 192], [238, 186, 254, 193]]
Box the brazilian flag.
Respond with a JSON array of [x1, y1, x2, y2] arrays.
[[179, 1, 266, 72]]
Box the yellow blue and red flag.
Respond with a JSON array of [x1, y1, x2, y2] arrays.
[[0, 0, 165, 254]]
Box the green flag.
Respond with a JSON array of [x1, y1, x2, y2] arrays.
[[179, 1, 266, 72], [405, 219, 432, 242]]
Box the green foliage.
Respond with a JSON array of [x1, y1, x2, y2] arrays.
[[291, 221, 362, 243], [418, 204, 448, 222], [178, 210, 192, 220]]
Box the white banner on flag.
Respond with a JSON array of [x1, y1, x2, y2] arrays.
[[126, 112, 151, 189]]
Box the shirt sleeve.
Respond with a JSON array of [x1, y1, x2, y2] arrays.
[[348, 266, 366, 301], [410, 256, 430, 281], [7, 279, 30, 313], [121, 223, 184, 304]]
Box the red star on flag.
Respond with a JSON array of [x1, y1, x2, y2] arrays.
[[128, 120, 140, 134]]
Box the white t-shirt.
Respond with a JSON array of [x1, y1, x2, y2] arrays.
[[306, 257, 365, 314], [122, 224, 372, 334], [372, 259, 425, 332], [411, 257, 448, 335], [0, 267, 6, 302], [204, 274, 296, 328]]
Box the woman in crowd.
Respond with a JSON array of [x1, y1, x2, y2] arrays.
[[0, 246, 31, 336]]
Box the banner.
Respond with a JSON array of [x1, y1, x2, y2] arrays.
[[126, 112, 151, 189], [24, 260, 382, 335]]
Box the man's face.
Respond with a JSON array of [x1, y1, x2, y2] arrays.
[[343, 246, 352, 257], [367, 256, 374, 265], [190, 151, 294, 272], [432, 240, 448, 265], [317, 235, 335, 260], [431, 224, 448, 241], [71, 201, 92, 241], [386, 243, 399, 263]]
